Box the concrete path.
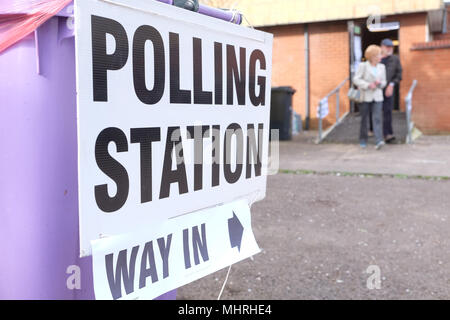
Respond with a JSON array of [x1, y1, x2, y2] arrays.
[[278, 132, 450, 177]]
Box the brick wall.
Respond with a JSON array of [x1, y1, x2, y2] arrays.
[[261, 21, 350, 130], [309, 21, 350, 129], [397, 13, 450, 133], [259, 25, 306, 124], [407, 47, 450, 133], [396, 13, 428, 113]]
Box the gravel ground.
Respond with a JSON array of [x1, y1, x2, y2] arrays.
[[177, 172, 450, 300]]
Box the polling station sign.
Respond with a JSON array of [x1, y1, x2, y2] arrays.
[[92, 200, 259, 300], [75, 0, 273, 256]]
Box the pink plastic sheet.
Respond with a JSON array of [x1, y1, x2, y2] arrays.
[[0, 0, 72, 53]]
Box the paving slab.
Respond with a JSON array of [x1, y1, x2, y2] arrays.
[[278, 132, 450, 178]]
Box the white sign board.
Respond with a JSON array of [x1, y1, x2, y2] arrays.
[[317, 98, 329, 119], [92, 199, 260, 300], [75, 0, 273, 256]]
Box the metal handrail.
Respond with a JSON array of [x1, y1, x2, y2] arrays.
[[323, 78, 350, 100], [405, 80, 418, 103], [405, 80, 418, 144], [317, 77, 350, 143]]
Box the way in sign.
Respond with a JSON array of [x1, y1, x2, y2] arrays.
[[91, 199, 259, 300], [105, 224, 208, 300]]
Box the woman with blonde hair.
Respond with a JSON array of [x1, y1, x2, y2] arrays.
[[353, 45, 387, 149]]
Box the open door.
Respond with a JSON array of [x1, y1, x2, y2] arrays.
[[349, 20, 401, 112], [360, 21, 400, 110]]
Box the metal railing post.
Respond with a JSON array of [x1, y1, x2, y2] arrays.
[[316, 78, 349, 143], [406, 106, 412, 144], [336, 90, 340, 123], [318, 101, 323, 142], [405, 80, 418, 144]]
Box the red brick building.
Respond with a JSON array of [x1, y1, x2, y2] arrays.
[[219, 0, 450, 134]]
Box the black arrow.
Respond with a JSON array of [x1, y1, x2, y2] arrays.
[[228, 211, 244, 252]]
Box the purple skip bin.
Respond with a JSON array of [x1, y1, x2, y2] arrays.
[[0, 8, 176, 300], [0, 15, 93, 300]]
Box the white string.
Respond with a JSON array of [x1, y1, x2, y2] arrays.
[[217, 265, 232, 300], [242, 13, 254, 29], [228, 0, 253, 28]]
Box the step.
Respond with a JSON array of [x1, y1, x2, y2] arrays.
[[323, 111, 408, 144]]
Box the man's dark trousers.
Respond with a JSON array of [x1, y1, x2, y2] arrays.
[[383, 93, 394, 137]]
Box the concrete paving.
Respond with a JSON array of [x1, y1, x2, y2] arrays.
[[177, 132, 450, 300], [279, 131, 450, 178]]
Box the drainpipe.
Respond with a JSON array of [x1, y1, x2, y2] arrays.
[[304, 24, 310, 130]]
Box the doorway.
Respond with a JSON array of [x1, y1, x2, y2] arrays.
[[350, 21, 401, 111]]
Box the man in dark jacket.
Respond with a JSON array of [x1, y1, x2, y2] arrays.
[[381, 38, 402, 143]]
